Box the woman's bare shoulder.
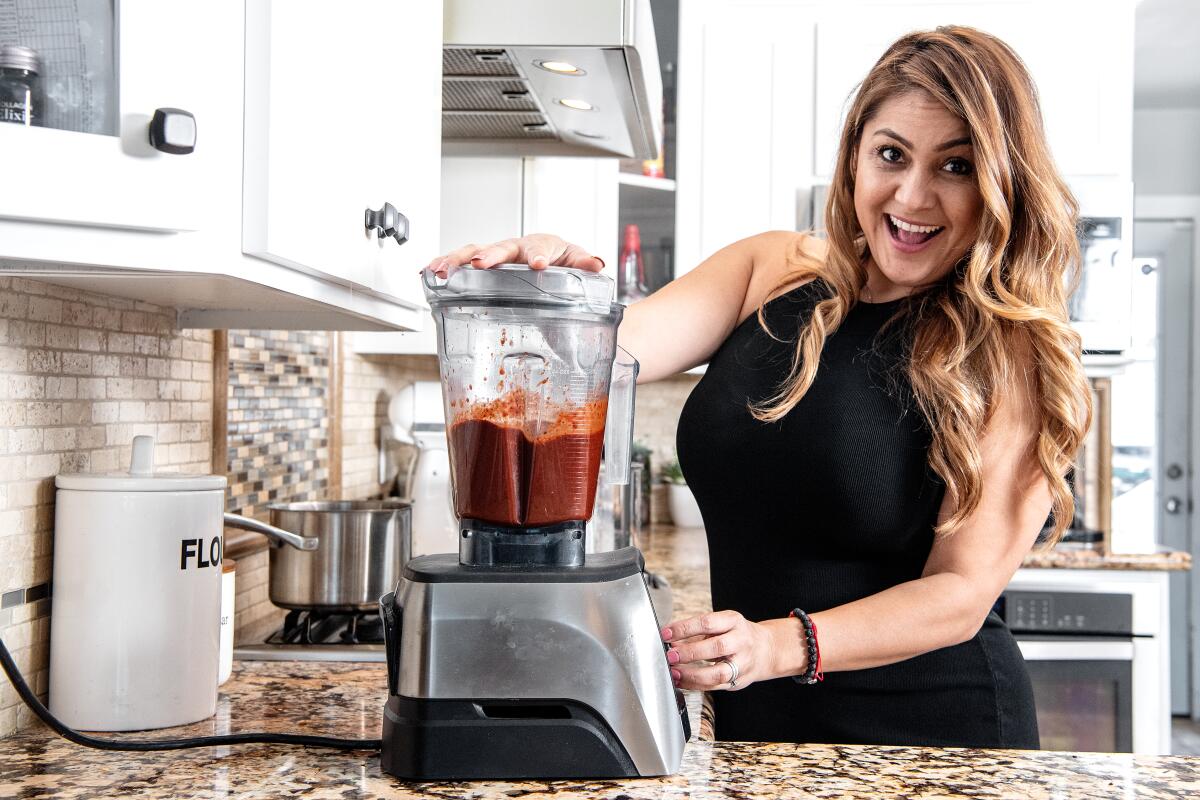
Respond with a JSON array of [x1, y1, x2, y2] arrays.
[[739, 231, 828, 322]]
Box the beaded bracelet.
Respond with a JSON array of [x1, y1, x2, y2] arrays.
[[789, 608, 824, 684]]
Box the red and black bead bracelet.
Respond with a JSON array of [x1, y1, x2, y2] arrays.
[[789, 608, 824, 684]]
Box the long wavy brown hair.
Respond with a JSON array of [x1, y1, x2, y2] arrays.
[[753, 26, 1092, 544]]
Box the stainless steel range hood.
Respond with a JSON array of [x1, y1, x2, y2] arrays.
[[442, 0, 663, 159]]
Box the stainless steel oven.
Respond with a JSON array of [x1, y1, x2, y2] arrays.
[[999, 590, 1137, 753]]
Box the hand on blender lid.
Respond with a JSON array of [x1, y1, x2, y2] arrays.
[[426, 233, 604, 278]]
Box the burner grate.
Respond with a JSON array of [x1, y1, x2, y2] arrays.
[[269, 609, 385, 646]]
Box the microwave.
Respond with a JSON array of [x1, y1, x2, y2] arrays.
[[1070, 217, 1133, 354]]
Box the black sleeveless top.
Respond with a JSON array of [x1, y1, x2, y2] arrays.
[[676, 279, 1038, 748]]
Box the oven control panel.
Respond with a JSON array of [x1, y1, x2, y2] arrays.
[[998, 591, 1133, 635]]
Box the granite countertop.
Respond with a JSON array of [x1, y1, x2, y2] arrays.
[[1020, 545, 1191, 571], [2, 526, 1198, 798]]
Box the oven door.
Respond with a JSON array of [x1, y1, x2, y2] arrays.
[[1017, 638, 1134, 753]]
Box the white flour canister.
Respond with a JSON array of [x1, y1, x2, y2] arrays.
[[49, 435, 226, 731]]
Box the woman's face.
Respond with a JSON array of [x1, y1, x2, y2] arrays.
[[853, 91, 983, 300]]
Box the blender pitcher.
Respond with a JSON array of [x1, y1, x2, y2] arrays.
[[423, 265, 636, 561]]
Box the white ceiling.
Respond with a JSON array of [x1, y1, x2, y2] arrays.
[[1135, 0, 1200, 108]]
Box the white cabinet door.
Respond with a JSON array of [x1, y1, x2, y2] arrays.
[[674, 0, 815, 276], [0, 0, 211, 232], [522, 158, 620, 274], [242, 0, 442, 309], [814, 1, 1134, 180]]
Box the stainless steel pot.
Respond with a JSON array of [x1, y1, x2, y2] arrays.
[[225, 500, 411, 611]]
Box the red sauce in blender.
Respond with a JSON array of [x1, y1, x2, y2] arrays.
[[448, 391, 607, 527]]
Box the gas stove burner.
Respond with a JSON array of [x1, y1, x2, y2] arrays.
[[271, 609, 386, 646]]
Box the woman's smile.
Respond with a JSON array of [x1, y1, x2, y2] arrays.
[[884, 213, 946, 252]]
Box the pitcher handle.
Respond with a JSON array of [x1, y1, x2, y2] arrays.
[[603, 346, 639, 485]]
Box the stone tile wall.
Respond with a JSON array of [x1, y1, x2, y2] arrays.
[[0, 278, 213, 738], [340, 351, 440, 501]]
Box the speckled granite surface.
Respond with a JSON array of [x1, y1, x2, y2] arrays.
[[1021, 545, 1191, 571], [3, 526, 1198, 798], [2, 658, 1199, 798]]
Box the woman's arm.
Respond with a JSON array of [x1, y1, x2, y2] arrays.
[[429, 231, 808, 383], [664, 366, 1050, 687]]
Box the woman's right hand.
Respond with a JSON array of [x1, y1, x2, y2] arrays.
[[425, 234, 605, 278]]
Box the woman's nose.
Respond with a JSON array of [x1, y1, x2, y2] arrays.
[[894, 169, 936, 211]]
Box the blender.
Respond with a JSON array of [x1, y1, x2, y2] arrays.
[[379, 265, 688, 780]]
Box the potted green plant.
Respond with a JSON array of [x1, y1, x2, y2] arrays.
[[660, 455, 703, 528]]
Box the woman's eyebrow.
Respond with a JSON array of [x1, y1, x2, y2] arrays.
[[870, 128, 972, 152]]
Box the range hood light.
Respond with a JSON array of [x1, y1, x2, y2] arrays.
[[442, 0, 663, 159], [535, 59, 586, 76], [558, 98, 595, 111]]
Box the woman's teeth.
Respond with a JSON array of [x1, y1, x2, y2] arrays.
[[887, 214, 943, 246], [888, 215, 942, 234]]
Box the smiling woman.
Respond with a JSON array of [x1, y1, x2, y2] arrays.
[[429, 24, 1092, 752]]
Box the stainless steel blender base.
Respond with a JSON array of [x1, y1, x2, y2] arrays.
[[379, 547, 688, 779]]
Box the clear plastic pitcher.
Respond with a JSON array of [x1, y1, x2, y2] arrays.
[[422, 265, 637, 530]]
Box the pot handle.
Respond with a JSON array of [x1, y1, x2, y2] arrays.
[[223, 513, 319, 551]]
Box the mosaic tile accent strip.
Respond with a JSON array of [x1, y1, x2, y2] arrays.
[[225, 331, 331, 521]]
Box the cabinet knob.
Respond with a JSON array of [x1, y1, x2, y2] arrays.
[[365, 202, 409, 245], [148, 108, 197, 155]]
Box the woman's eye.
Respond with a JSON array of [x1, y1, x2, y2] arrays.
[[877, 145, 903, 164], [943, 157, 973, 176]]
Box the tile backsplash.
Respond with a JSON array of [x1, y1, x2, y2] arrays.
[[225, 330, 331, 520], [341, 351, 439, 501], [0, 278, 213, 739]]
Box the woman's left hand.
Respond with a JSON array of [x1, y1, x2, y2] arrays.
[[661, 610, 792, 691]]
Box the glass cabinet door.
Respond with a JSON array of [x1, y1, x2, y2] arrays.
[[0, 0, 208, 233]]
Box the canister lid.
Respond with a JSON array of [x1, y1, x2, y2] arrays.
[[0, 45, 41, 74], [422, 264, 618, 315], [55, 435, 227, 492]]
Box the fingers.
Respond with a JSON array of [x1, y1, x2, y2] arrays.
[[557, 242, 605, 272], [661, 610, 741, 644], [470, 238, 523, 269], [666, 632, 736, 666], [662, 610, 757, 692], [424, 234, 604, 277], [673, 659, 742, 692], [425, 242, 483, 277]]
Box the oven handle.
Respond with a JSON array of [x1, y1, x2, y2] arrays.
[[1017, 639, 1134, 661]]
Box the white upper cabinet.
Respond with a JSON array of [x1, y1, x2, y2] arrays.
[[0, 0, 210, 232], [814, 1, 1135, 180], [242, 0, 442, 310], [674, 0, 815, 275], [1, 0, 444, 330]]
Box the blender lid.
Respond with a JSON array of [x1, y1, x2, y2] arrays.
[[55, 435, 227, 492], [423, 264, 617, 314]]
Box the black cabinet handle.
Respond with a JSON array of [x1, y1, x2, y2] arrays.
[[148, 108, 197, 155], [365, 202, 410, 245]]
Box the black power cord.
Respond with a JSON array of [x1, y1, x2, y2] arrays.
[[0, 634, 381, 752]]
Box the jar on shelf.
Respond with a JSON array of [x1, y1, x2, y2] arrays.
[[0, 45, 42, 126]]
